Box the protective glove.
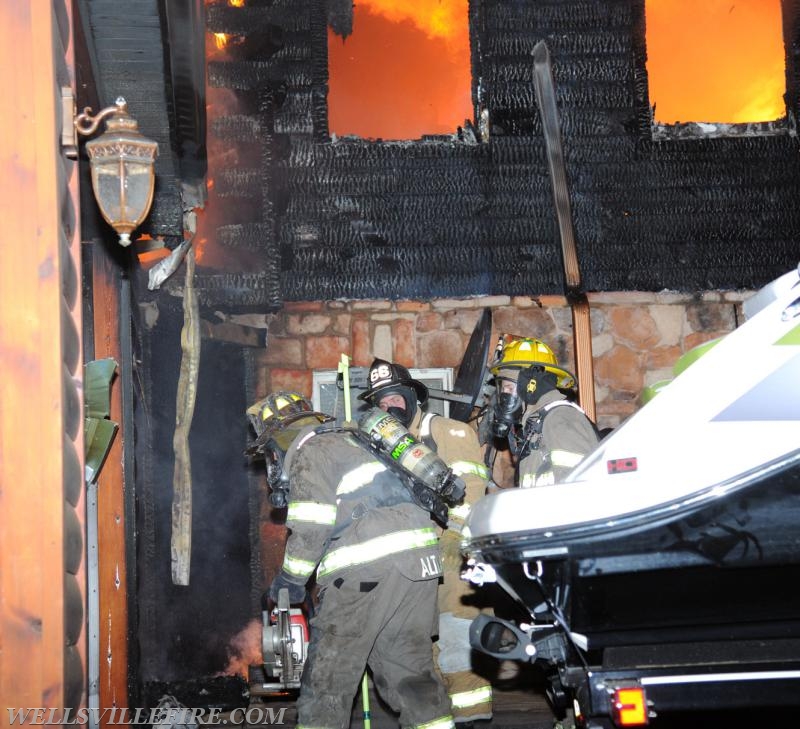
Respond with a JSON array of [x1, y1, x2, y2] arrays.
[[517, 366, 558, 406], [268, 570, 306, 605]]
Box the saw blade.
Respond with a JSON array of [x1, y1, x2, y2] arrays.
[[276, 588, 295, 684]]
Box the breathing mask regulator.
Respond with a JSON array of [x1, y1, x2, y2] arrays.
[[480, 382, 527, 456], [245, 392, 334, 509], [376, 385, 418, 427], [263, 450, 291, 508], [357, 407, 466, 525], [487, 378, 523, 441]]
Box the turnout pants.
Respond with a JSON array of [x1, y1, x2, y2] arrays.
[[436, 531, 493, 723], [297, 567, 453, 729]]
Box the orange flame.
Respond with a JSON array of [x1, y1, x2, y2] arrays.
[[359, 0, 467, 49], [194, 237, 209, 265], [219, 619, 263, 679], [228, 0, 245, 6], [137, 248, 171, 266], [328, 0, 471, 139], [646, 0, 784, 124], [135, 234, 171, 267]]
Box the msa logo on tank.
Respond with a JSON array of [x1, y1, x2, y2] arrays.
[[420, 554, 441, 578], [392, 435, 414, 459]]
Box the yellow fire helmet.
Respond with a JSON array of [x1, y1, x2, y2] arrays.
[[246, 391, 333, 456], [247, 391, 311, 425], [489, 337, 576, 390]]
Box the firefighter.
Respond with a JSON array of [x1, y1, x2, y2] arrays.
[[488, 338, 598, 488], [359, 360, 494, 725], [246, 391, 455, 729]]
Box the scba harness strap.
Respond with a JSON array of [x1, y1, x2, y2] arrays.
[[518, 400, 589, 460], [279, 419, 455, 526]]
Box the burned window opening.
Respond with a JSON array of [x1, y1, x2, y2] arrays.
[[326, 0, 476, 142], [651, 118, 790, 142], [198, 0, 800, 307], [641, 0, 797, 141]]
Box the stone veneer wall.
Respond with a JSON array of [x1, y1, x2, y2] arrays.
[[252, 290, 750, 436]]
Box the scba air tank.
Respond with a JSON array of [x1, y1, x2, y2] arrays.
[[358, 407, 451, 490]]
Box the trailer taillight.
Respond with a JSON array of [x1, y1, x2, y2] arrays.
[[612, 687, 649, 726]]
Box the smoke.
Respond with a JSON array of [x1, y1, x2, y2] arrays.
[[218, 618, 262, 679]]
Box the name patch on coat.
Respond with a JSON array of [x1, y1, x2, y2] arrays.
[[420, 554, 442, 578]]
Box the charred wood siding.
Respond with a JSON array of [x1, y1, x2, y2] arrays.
[[205, 0, 800, 305]]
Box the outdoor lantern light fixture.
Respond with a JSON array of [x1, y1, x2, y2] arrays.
[[66, 92, 158, 246]]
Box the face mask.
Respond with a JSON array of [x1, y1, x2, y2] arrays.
[[489, 391, 522, 439], [265, 448, 290, 508], [386, 405, 413, 427], [376, 385, 417, 427]]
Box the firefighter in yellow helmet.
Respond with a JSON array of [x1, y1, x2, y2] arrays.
[[246, 391, 456, 729], [488, 338, 598, 488], [360, 359, 494, 725]]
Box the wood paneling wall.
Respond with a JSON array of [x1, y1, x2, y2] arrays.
[[90, 247, 130, 716], [0, 0, 86, 718]]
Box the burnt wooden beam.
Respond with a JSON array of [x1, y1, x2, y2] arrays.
[[200, 319, 267, 348], [164, 271, 283, 311], [159, 0, 207, 200]]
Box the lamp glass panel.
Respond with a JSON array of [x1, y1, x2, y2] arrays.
[[120, 160, 155, 226], [91, 158, 154, 232]]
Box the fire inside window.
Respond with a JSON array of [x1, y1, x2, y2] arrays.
[[645, 0, 785, 124], [327, 0, 472, 140]]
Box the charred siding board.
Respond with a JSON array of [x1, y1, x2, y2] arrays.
[[207, 0, 800, 304], [199, 0, 324, 310], [478, 1, 638, 137], [582, 134, 800, 291], [785, 0, 800, 125], [161, 0, 207, 189]]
